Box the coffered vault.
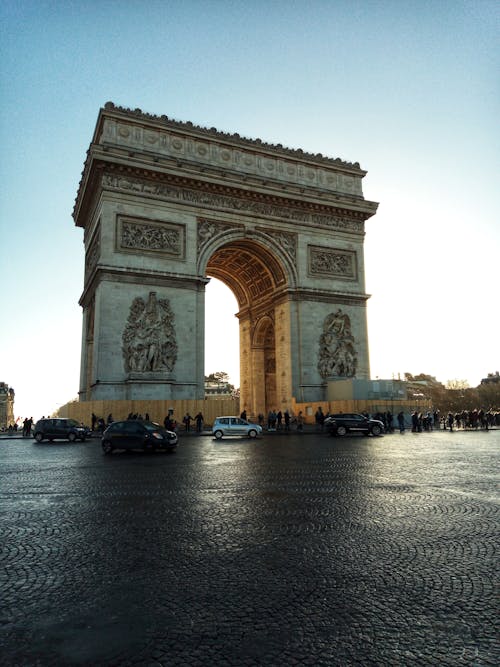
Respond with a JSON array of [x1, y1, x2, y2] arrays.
[[73, 102, 378, 415]]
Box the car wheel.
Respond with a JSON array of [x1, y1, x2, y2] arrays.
[[102, 440, 114, 455], [214, 430, 223, 440], [68, 432, 76, 442], [371, 424, 382, 436], [35, 432, 44, 442], [336, 425, 347, 437], [248, 429, 257, 438]]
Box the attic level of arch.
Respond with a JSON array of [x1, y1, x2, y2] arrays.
[[75, 161, 375, 238], [99, 102, 365, 170]]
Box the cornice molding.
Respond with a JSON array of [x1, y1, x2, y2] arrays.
[[79, 265, 208, 307], [76, 162, 375, 237]]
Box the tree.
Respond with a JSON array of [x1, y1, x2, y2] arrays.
[[204, 371, 235, 393], [205, 371, 230, 384]]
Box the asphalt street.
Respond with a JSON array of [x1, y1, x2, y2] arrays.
[[1, 428, 498, 666]]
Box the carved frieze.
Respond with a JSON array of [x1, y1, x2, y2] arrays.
[[317, 309, 357, 379], [257, 228, 297, 264], [197, 219, 243, 253], [122, 292, 177, 374], [85, 223, 100, 275], [102, 173, 364, 233], [117, 215, 184, 257], [309, 246, 357, 280]]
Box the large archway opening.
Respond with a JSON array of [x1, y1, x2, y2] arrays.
[[204, 278, 239, 386], [204, 239, 290, 417]]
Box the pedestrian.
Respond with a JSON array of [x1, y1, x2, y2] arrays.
[[397, 411, 405, 434], [411, 411, 418, 433], [284, 410, 290, 432], [297, 411, 304, 432], [183, 413, 192, 432], [195, 412, 204, 433], [240, 409, 247, 421], [315, 406, 325, 431], [386, 411, 394, 433], [447, 412, 454, 432]]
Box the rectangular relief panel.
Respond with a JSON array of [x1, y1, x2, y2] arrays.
[[116, 215, 185, 259], [308, 245, 357, 281]]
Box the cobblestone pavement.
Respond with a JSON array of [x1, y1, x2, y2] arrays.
[[1, 429, 498, 666]]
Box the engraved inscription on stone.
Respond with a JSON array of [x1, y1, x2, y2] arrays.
[[122, 292, 178, 373], [317, 309, 357, 378], [309, 246, 356, 279], [117, 216, 183, 257]]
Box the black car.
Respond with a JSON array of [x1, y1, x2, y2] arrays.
[[33, 418, 89, 443], [101, 420, 178, 455], [325, 413, 384, 437]]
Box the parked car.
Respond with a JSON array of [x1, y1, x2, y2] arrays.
[[324, 413, 384, 437], [33, 418, 90, 443], [212, 416, 263, 440], [101, 420, 178, 454]]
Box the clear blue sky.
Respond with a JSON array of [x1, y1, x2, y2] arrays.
[[1, 0, 498, 420]]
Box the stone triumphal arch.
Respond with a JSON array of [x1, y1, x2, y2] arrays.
[[73, 103, 378, 416]]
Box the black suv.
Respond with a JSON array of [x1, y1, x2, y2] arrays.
[[33, 418, 89, 443], [324, 413, 384, 437]]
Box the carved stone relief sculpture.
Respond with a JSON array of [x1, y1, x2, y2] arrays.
[[118, 216, 183, 256], [259, 228, 297, 264], [103, 173, 365, 233], [122, 292, 178, 374], [197, 219, 242, 253], [317, 309, 357, 379], [85, 225, 100, 277], [309, 246, 356, 279]]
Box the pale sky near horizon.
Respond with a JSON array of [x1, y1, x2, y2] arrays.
[[1, 0, 498, 421]]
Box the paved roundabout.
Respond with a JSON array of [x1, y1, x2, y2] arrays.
[[1, 429, 498, 666]]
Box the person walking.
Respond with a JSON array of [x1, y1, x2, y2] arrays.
[[397, 411, 405, 434], [183, 413, 192, 432], [297, 411, 304, 432], [195, 412, 204, 433]]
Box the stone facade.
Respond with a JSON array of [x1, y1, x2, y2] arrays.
[[0, 382, 15, 429], [73, 103, 378, 415]]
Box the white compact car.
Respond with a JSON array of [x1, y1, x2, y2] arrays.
[[212, 416, 263, 439]]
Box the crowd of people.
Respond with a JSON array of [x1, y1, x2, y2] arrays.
[[85, 406, 499, 435], [402, 408, 499, 433]]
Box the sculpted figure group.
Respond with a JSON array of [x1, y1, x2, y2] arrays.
[[122, 292, 177, 374], [317, 309, 357, 379]]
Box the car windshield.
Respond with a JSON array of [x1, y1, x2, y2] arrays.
[[67, 419, 81, 427], [142, 421, 161, 432]]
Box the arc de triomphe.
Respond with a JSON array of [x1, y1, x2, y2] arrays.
[[73, 103, 378, 416]]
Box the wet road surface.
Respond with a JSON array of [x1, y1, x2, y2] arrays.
[[1, 429, 498, 666]]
